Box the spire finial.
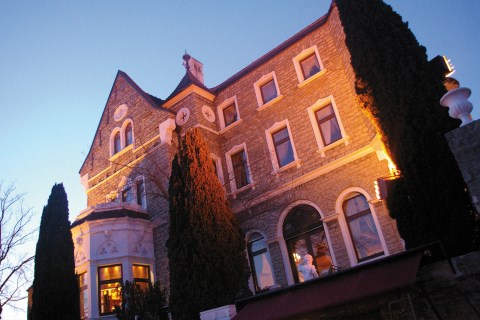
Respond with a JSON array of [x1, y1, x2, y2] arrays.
[[182, 50, 191, 70]]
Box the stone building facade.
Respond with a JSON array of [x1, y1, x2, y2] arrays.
[[71, 3, 405, 319]]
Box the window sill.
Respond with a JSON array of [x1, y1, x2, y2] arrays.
[[297, 69, 327, 88], [219, 119, 243, 134], [257, 95, 284, 112], [316, 136, 349, 157], [109, 144, 133, 161], [230, 182, 256, 199], [272, 159, 301, 175]]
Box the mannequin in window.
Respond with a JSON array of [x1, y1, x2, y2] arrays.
[[298, 254, 318, 282], [315, 243, 332, 276]]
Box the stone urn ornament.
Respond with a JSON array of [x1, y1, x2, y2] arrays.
[[440, 87, 474, 127]]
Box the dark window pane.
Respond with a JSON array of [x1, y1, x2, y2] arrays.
[[272, 127, 294, 167], [231, 151, 249, 189], [114, 132, 121, 154], [136, 181, 146, 207], [300, 53, 321, 80], [223, 103, 238, 126], [125, 123, 133, 146], [260, 79, 277, 104]]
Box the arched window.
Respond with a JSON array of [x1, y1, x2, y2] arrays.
[[125, 122, 133, 146], [342, 193, 384, 262], [283, 205, 332, 282], [247, 233, 275, 293], [113, 131, 121, 154]]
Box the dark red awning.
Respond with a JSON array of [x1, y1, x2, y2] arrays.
[[233, 251, 423, 320]]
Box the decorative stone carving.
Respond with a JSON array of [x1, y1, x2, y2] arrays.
[[202, 105, 215, 123], [159, 118, 176, 145], [97, 240, 120, 257], [114, 104, 128, 122], [440, 87, 474, 127], [75, 249, 87, 264], [176, 108, 190, 126]]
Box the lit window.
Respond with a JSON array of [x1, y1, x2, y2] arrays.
[[136, 180, 146, 208], [114, 132, 121, 154], [292, 46, 325, 85], [125, 122, 133, 146], [254, 72, 282, 109], [343, 194, 384, 262], [217, 96, 241, 131], [78, 272, 88, 320], [260, 80, 277, 105], [132, 265, 150, 292], [307, 96, 348, 156], [315, 104, 342, 146], [272, 127, 295, 168], [283, 205, 333, 283], [247, 233, 275, 293], [300, 53, 321, 80], [98, 265, 122, 316]]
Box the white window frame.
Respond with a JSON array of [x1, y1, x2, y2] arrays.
[[225, 143, 254, 196], [307, 95, 349, 157], [109, 119, 135, 158], [254, 72, 283, 111], [292, 45, 326, 87], [335, 187, 389, 266], [210, 153, 225, 186], [110, 128, 122, 157], [217, 96, 242, 132], [265, 120, 300, 174], [245, 230, 276, 293]]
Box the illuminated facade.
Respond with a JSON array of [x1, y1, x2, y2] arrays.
[[72, 2, 405, 319]]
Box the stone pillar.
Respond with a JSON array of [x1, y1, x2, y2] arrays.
[[445, 120, 480, 212]]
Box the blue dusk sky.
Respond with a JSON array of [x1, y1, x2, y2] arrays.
[[0, 1, 479, 318]]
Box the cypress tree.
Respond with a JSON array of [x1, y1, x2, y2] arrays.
[[31, 183, 80, 320], [167, 128, 251, 320], [335, 0, 476, 254]]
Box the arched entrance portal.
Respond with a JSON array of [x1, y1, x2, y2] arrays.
[[283, 205, 332, 283]]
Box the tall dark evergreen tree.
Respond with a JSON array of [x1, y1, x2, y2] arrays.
[[335, 0, 477, 254], [167, 128, 251, 320], [31, 183, 80, 320]]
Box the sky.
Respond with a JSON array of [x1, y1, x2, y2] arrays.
[[0, 1, 479, 319]]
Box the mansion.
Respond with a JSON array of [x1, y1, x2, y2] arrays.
[[71, 2, 406, 319]]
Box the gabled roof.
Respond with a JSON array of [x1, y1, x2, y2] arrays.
[[164, 70, 213, 103], [79, 70, 174, 174]]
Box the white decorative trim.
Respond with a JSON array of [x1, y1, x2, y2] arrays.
[[113, 104, 128, 122], [159, 118, 176, 145], [276, 200, 337, 285], [264, 120, 300, 174], [307, 95, 348, 157], [334, 187, 389, 266], [80, 173, 89, 192], [211, 153, 225, 185], [254, 72, 282, 109], [202, 105, 216, 123], [200, 305, 237, 320], [163, 85, 215, 109], [176, 108, 190, 126], [292, 45, 325, 85]]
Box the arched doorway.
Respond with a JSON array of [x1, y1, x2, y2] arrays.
[[283, 205, 332, 283]]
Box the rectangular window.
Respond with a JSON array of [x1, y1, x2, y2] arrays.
[[315, 104, 342, 146], [78, 272, 88, 320], [136, 181, 146, 208], [98, 265, 122, 316], [222, 103, 238, 127], [260, 79, 278, 104], [231, 150, 250, 189], [248, 235, 275, 293], [272, 127, 294, 168], [300, 53, 321, 80], [132, 264, 150, 292]]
